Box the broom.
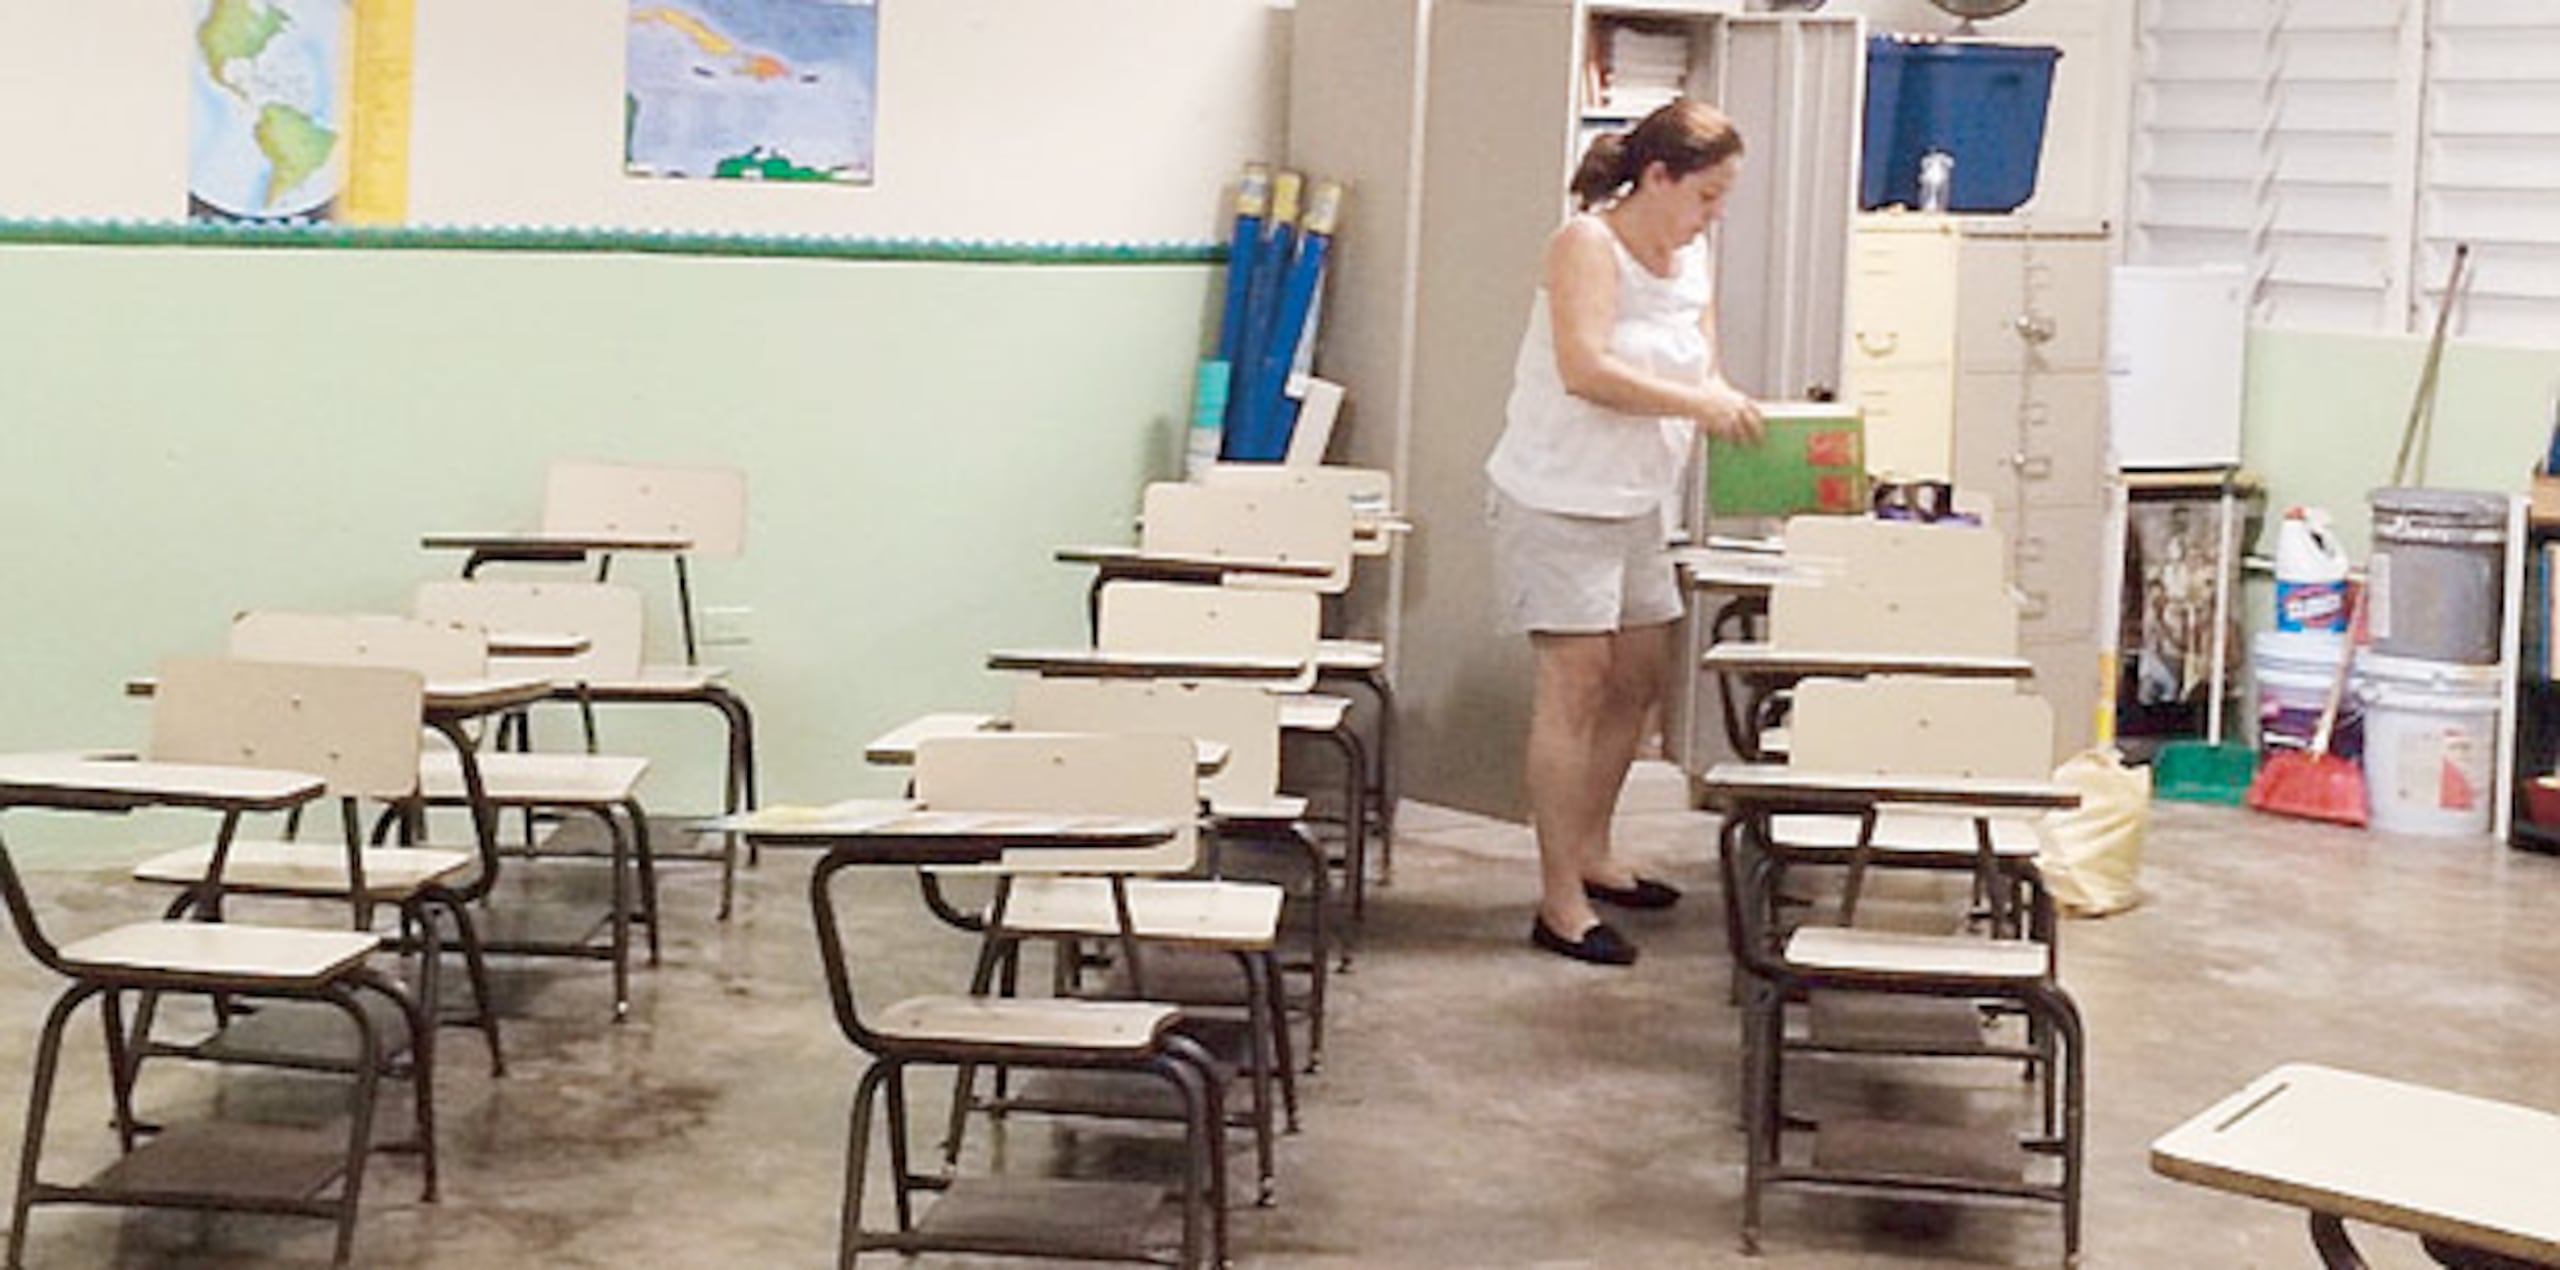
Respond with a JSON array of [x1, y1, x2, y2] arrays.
[[2244, 582, 2367, 824], [2244, 243, 2472, 823]]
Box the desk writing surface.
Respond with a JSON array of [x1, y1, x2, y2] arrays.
[[717, 800, 1181, 858], [986, 648, 1308, 681], [864, 716, 1229, 774], [1673, 548, 1810, 593], [0, 753, 325, 813], [126, 674, 551, 717], [417, 676, 555, 717], [1699, 643, 2036, 679], [1698, 764, 2080, 813], [1053, 546, 1333, 579], [2151, 1064, 2560, 1264], [420, 531, 694, 554], [485, 631, 592, 658], [864, 713, 1004, 763]]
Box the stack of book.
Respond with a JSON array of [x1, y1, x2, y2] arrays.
[[1597, 22, 1692, 116]]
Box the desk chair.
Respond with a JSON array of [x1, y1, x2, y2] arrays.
[[542, 460, 747, 666], [1711, 517, 2023, 760], [1098, 580, 1375, 938], [977, 679, 1303, 1202], [414, 578, 758, 918], [230, 612, 660, 1021], [811, 733, 1229, 1270], [1149, 478, 1404, 863], [127, 657, 496, 1117], [1015, 675, 1329, 1056], [1716, 677, 2086, 1266], [0, 761, 418, 1269]]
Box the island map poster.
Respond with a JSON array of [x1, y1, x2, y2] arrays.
[[626, 1, 879, 184]]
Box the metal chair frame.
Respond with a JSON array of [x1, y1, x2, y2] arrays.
[[811, 847, 1229, 1269], [0, 810, 426, 1270]]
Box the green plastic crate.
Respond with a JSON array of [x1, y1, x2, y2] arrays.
[[1708, 402, 1867, 518]]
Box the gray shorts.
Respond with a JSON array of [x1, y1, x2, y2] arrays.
[[1489, 488, 1683, 636]]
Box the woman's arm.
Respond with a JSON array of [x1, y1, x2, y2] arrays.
[[1546, 220, 1763, 441], [1693, 292, 1764, 439]]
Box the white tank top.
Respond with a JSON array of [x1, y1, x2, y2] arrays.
[[1486, 215, 1712, 519]]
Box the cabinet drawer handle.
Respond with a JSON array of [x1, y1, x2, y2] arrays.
[[2020, 589, 2050, 620], [2019, 536, 2047, 563], [1855, 331, 1900, 358], [2013, 313, 2056, 345], [2007, 453, 2054, 479]]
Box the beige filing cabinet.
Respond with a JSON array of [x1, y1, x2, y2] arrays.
[[1843, 213, 2112, 759]]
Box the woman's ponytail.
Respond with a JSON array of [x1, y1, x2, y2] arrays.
[[1569, 131, 1633, 211]]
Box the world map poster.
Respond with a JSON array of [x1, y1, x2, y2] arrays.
[[626, 1, 879, 185], [188, 0, 413, 225]]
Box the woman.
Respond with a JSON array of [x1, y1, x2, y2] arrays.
[[1485, 98, 1764, 966]]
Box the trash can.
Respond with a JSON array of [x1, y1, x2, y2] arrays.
[[2367, 487, 2507, 665]]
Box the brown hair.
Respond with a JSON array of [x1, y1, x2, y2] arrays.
[[1569, 98, 1744, 211]]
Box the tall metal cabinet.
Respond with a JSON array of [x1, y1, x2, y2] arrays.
[[1844, 213, 2113, 757], [1288, 0, 1865, 818]]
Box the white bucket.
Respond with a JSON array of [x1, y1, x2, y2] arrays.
[[2353, 653, 2503, 837], [2252, 629, 2355, 756]]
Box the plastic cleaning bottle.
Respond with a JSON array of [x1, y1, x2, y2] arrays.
[[2273, 506, 2350, 632]]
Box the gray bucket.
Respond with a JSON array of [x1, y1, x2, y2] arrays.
[[2367, 486, 2507, 664]]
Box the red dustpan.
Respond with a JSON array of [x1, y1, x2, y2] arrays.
[[2246, 589, 2368, 825]]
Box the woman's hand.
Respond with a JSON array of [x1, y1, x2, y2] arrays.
[[1691, 384, 1765, 443]]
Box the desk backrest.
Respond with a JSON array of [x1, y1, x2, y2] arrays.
[[1139, 481, 1352, 591], [414, 580, 647, 681], [1010, 677, 1280, 808], [1781, 516, 2008, 598], [914, 732, 1198, 875], [231, 612, 489, 680], [1788, 677, 2053, 779], [1098, 581, 1319, 691], [1199, 464, 1397, 555], [542, 461, 748, 559], [1767, 584, 2020, 657], [150, 656, 424, 800]]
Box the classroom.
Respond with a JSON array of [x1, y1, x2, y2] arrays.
[[0, 1, 2555, 1267]]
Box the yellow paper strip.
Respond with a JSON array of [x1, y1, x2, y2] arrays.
[[343, 0, 415, 225]]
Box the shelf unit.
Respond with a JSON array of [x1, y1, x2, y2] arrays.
[[1288, 0, 1863, 816], [2508, 506, 2555, 852]]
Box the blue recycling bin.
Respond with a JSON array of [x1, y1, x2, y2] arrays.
[[1860, 36, 2061, 214]]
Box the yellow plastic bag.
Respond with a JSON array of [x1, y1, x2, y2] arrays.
[[2037, 748, 2150, 917]]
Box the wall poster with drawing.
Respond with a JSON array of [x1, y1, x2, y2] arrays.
[[626, 1, 879, 185], [2118, 495, 2249, 733]]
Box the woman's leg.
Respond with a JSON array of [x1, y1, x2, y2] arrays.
[[1527, 631, 1616, 937], [1578, 618, 1674, 889]]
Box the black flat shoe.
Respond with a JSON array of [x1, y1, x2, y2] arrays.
[[1583, 877, 1683, 910], [1530, 916, 1638, 966]]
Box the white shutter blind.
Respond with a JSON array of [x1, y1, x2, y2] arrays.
[[2132, 0, 2424, 333], [2420, 0, 2560, 342]]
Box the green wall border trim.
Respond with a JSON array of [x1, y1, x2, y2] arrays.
[[0, 218, 1224, 265]]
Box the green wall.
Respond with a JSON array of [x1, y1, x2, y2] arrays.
[[2244, 327, 2560, 553], [0, 245, 1209, 849]]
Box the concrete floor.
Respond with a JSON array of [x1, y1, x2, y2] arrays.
[[1, 764, 2556, 1268]]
